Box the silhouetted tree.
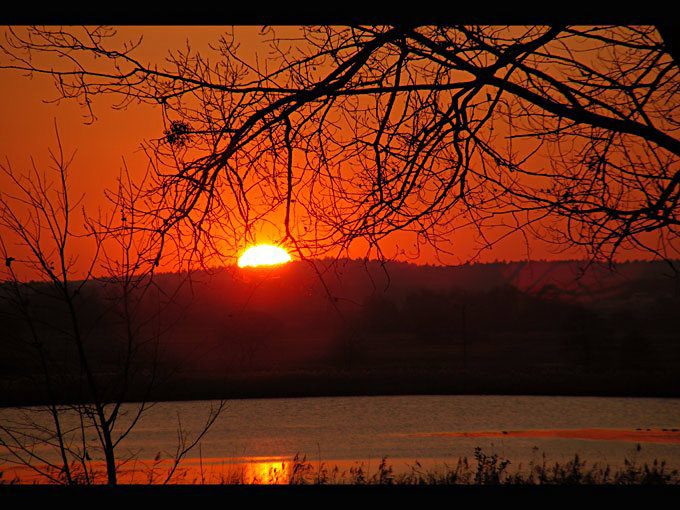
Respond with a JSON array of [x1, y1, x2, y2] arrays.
[[0, 130, 224, 484], [1, 25, 677, 268]]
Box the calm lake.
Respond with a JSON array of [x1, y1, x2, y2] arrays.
[[3, 395, 680, 483]]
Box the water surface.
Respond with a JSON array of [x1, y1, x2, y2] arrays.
[[3, 395, 680, 483]]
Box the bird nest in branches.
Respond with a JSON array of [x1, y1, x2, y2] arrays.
[[164, 120, 192, 148]]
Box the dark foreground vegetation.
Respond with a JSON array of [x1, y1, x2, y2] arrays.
[[273, 450, 680, 485], [1, 259, 679, 406], [2, 448, 679, 485]]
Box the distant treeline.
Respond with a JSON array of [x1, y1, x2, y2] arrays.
[[1, 259, 679, 405]]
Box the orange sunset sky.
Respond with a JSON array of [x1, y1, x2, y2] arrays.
[[0, 26, 671, 274]]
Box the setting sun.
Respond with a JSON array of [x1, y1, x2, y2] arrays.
[[238, 245, 292, 268]]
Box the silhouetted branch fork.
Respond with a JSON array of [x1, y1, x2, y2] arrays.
[[2, 24, 678, 267]]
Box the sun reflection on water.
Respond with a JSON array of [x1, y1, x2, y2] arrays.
[[1, 456, 296, 485], [242, 458, 292, 484]]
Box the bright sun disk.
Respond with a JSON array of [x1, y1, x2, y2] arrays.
[[238, 244, 291, 268]]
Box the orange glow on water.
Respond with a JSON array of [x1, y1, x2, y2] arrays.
[[1, 456, 297, 484], [238, 245, 291, 268], [398, 428, 680, 443]]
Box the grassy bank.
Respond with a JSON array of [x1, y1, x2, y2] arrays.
[[303, 453, 678, 485], [3, 448, 680, 485]]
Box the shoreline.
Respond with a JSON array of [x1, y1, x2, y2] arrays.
[[3, 444, 680, 485], [2, 368, 680, 408]]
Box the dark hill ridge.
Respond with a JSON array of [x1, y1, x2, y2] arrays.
[[1, 259, 679, 406]]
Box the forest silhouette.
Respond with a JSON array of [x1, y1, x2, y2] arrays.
[[2, 259, 678, 407]]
